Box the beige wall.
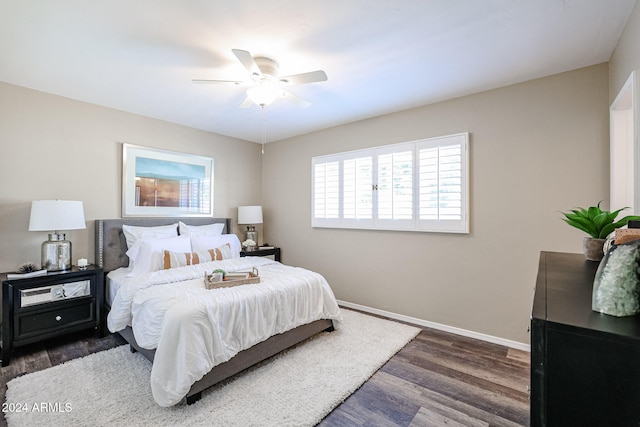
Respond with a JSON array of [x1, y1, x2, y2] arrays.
[[0, 82, 263, 272], [609, 1, 640, 101], [0, 62, 614, 346], [262, 64, 610, 345]]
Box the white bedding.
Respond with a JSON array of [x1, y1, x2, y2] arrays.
[[106, 267, 131, 305], [107, 257, 342, 407]]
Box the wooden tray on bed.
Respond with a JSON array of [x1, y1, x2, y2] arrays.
[[204, 268, 260, 289]]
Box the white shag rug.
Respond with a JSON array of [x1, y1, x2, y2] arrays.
[[5, 309, 420, 427]]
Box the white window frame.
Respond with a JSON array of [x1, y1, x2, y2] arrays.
[[311, 132, 469, 233]]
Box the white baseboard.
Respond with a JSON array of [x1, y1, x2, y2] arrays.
[[337, 300, 531, 352]]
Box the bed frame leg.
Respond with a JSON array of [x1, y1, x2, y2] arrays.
[[186, 392, 202, 405], [130, 345, 137, 353], [325, 323, 335, 332]]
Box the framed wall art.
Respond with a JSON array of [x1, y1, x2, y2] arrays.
[[122, 143, 214, 217]]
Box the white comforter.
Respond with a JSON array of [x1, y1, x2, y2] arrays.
[[107, 257, 342, 407]]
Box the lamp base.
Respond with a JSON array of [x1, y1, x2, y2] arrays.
[[41, 233, 72, 271], [245, 226, 258, 247]]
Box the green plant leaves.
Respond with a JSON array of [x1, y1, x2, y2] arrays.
[[561, 203, 640, 239], [562, 214, 598, 238], [587, 205, 601, 221]]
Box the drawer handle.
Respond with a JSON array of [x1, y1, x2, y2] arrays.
[[55, 315, 62, 321]]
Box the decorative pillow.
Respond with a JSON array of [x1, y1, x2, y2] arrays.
[[122, 223, 178, 250], [163, 244, 233, 269], [126, 235, 191, 276], [178, 221, 224, 237], [191, 234, 242, 258]]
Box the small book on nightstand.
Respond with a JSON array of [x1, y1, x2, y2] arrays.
[[259, 246, 275, 250]]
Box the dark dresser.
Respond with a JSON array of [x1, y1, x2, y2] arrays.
[[531, 251, 640, 426]]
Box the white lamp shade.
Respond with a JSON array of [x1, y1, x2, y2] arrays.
[[29, 200, 86, 231], [238, 205, 263, 224]]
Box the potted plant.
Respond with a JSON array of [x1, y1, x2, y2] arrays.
[[561, 202, 640, 261]]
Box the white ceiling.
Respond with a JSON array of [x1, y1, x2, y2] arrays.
[[0, 1, 636, 143]]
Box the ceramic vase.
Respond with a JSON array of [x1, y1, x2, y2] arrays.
[[583, 237, 606, 261]]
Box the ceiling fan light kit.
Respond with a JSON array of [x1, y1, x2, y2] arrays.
[[246, 82, 281, 107], [193, 49, 327, 108]]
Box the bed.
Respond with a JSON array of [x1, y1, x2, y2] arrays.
[[95, 217, 341, 407]]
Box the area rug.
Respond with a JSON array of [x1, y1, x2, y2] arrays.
[[5, 309, 420, 427]]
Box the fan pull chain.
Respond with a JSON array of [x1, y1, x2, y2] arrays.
[[261, 106, 266, 154]]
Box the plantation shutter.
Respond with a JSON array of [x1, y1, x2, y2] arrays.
[[312, 151, 375, 228], [343, 154, 374, 222], [375, 143, 414, 229], [312, 132, 468, 233], [312, 160, 340, 226], [418, 134, 468, 232]]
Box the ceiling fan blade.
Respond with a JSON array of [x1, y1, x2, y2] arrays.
[[238, 96, 254, 108], [279, 70, 327, 85], [192, 79, 245, 85], [232, 49, 261, 78], [282, 90, 311, 108]]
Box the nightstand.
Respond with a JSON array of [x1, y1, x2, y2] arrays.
[[1, 265, 104, 366], [240, 247, 281, 262]]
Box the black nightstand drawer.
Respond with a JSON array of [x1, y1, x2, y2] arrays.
[[17, 300, 94, 337]]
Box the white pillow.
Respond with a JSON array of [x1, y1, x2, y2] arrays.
[[126, 235, 191, 276], [178, 221, 225, 237], [191, 234, 242, 258], [163, 244, 234, 269], [122, 223, 178, 250]]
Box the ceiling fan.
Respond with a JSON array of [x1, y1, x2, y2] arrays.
[[193, 49, 327, 108]]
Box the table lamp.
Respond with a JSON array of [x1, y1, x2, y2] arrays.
[[28, 200, 86, 271], [238, 205, 263, 247]]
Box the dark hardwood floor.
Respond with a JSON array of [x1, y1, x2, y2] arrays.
[[0, 318, 530, 427], [320, 325, 530, 426]]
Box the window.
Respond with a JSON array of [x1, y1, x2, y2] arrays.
[[311, 133, 469, 233]]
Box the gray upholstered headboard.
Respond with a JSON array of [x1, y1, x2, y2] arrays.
[[95, 217, 233, 273]]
